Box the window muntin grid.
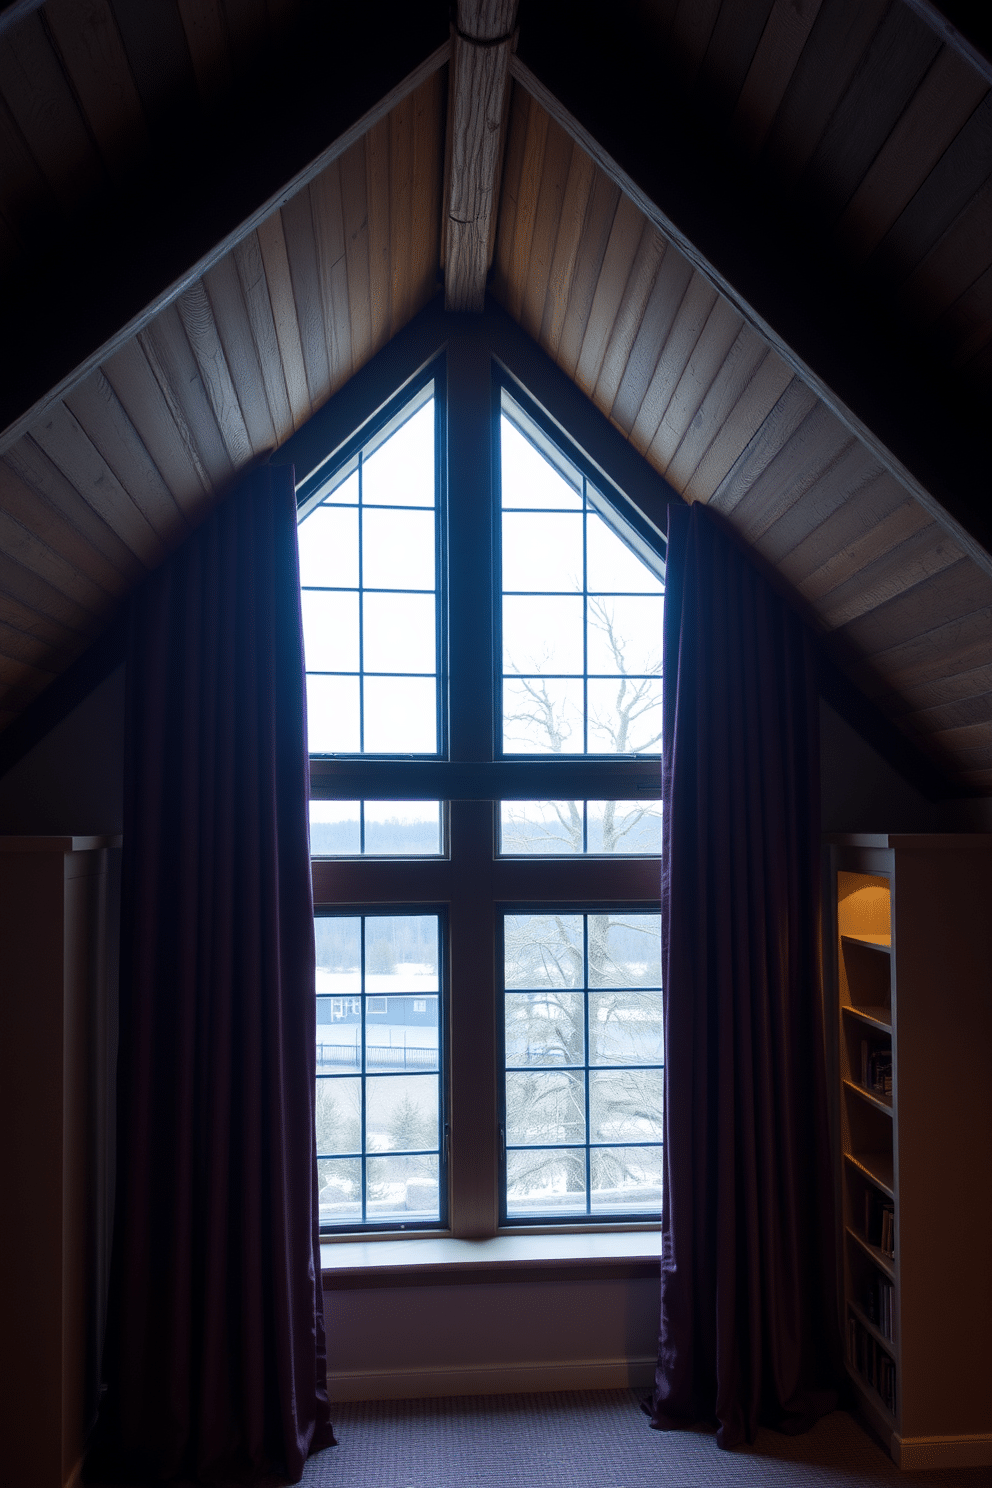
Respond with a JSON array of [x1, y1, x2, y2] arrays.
[[498, 799, 662, 856], [298, 391, 440, 757], [501, 911, 664, 1220], [309, 800, 444, 857], [499, 402, 664, 758], [316, 912, 444, 1230]]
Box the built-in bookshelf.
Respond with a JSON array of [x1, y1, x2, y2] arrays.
[[826, 835, 992, 1471]]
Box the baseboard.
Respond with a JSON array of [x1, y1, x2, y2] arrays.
[[891, 1432, 992, 1470], [327, 1355, 657, 1402]]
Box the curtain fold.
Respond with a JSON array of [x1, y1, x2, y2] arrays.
[[89, 464, 334, 1483], [650, 500, 839, 1449]]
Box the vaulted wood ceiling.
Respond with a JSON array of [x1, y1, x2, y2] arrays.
[[0, 0, 989, 792]]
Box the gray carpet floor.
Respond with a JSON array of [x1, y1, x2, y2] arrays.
[[303, 1390, 990, 1487]]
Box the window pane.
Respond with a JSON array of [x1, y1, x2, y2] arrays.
[[301, 590, 359, 672], [318, 1157, 361, 1224], [504, 914, 583, 989], [501, 417, 582, 510], [500, 801, 582, 855], [316, 993, 361, 1071], [502, 512, 583, 591], [365, 915, 438, 991], [504, 992, 584, 1066], [502, 595, 583, 676], [366, 1073, 438, 1152], [587, 676, 663, 754], [298, 504, 359, 588], [587, 801, 662, 855], [362, 507, 435, 589], [586, 511, 663, 593], [363, 592, 436, 673], [589, 991, 664, 1066], [362, 401, 434, 507], [589, 1068, 664, 1142], [502, 677, 583, 754], [586, 596, 663, 676], [309, 800, 360, 856], [315, 1076, 361, 1153], [367, 1154, 439, 1221], [506, 1071, 585, 1145], [306, 675, 360, 754], [363, 676, 437, 753], [363, 801, 441, 856], [590, 1146, 663, 1213], [589, 914, 662, 988], [506, 1148, 586, 1217]]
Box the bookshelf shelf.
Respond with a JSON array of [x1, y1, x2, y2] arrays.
[[843, 1078, 893, 1116], [827, 835, 992, 1470], [841, 1004, 891, 1035], [846, 1225, 895, 1282]]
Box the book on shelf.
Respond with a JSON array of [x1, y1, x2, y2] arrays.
[[864, 1277, 895, 1341], [864, 1191, 896, 1258], [848, 1314, 897, 1414], [860, 1038, 892, 1095]]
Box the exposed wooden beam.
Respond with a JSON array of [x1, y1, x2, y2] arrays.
[[513, 4, 992, 575], [0, 5, 450, 453], [443, 0, 519, 312]]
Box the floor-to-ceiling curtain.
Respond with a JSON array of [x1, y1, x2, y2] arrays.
[[89, 464, 334, 1482], [649, 500, 839, 1449]]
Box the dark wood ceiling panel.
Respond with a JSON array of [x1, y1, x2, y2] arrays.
[[45, 0, 150, 184], [629, 271, 719, 455], [730, 0, 828, 162]]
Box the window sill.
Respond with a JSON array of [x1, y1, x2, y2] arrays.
[[321, 1228, 661, 1289]]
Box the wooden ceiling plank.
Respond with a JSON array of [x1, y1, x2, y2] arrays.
[[365, 114, 392, 358], [940, 262, 992, 367], [44, 0, 150, 185], [706, 375, 819, 515], [870, 89, 992, 278], [665, 322, 767, 492], [202, 255, 279, 456], [799, 4, 941, 219], [0, 11, 106, 212], [223, 0, 270, 83], [0, 504, 112, 615], [731, 0, 825, 161], [728, 401, 852, 542], [610, 244, 695, 439], [339, 138, 373, 380], [896, 687, 992, 738], [0, 585, 87, 649], [0, 615, 63, 671], [504, 89, 550, 326], [630, 273, 718, 456], [815, 522, 965, 630], [63, 369, 185, 545], [0, 545, 101, 631], [832, 606, 992, 697], [280, 189, 332, 414], [176, 0, 234, 105], [539, 143, 595, 359], [553, 171, 622, 381], [520, 119, 573, 342], [491, 83, 529, 306], [833, 46, 989, 263], [594, 227, 667, 418], [772, 468, 913, 584], [108, 0, 198, 133], [408, 70, 443, 319], [835, 557, 992, 655], [255, 211, 312, 431], [0, 655, 60, 693], [310, 160, 354, 393], [697, 0, 775, 126], [899, 177, 992, 324], [388, 89, 415, 338], [648, 296, 743, 474], [685, 349, 794, 502], [573, 193, 644, 399], [29, 401, 167, 566], [101, 337, 211, 519], [0, 93, 58, 251], [0, 452, 135, 595], [669, 0, 723, 95], [886, 663, 992, 719], [444, 1, 517, 312], [4, 432, 144, 580], [176, 280, 254, 469], [232, 232, 294, 446], [918, 720, 992, 769], [140, 306, 235, 491]]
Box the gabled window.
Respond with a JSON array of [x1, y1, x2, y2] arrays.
[[291, 327, 664, 1238]]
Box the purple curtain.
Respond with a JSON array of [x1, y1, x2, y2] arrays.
[[650, 501, 839, 1448], [90, 465, 334, 1482]]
